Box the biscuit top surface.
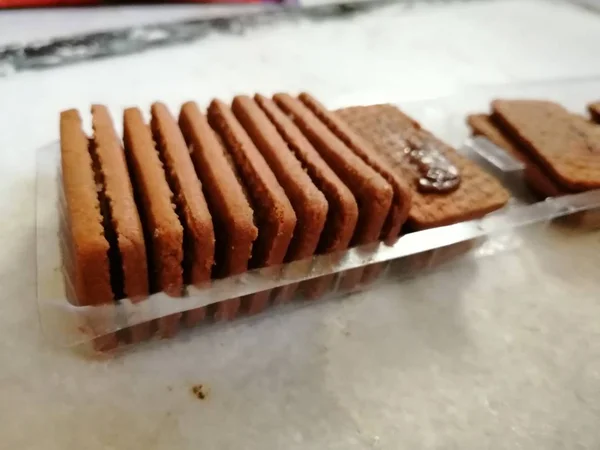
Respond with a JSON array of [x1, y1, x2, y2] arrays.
[[300, 93, 413, 198], [273, 93, 392, 202], [91, 105, 145, 248], [232, 95, 327, 213], [254, 94, 358, 253], [60, 109, 109, 253], [122, 107, 182, 237], [492, 99, 600, 190], [254, 94, 354, 209], [179, 101, 256, 236], [151, 102, 214, 239], [207, 99, 296, 226], [338, 104, 509, 229]]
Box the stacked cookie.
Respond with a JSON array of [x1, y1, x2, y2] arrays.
[[60, 93, 510, 347], [468, 100, 600, 199]]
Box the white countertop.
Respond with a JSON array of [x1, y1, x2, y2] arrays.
[[2, 1, 600, 448]]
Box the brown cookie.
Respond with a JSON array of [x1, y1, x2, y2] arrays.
[[233, 95, 329, 303], [299, 93, 412, 241], [91, 105, 150, 344], [150, 102, 215, 328], [123, 107, 184, 338], [492, 100, 600, 191], [233, 95, 328, 260], [274, 94, 395, 296], [274, 94, 393, 245], [208, 99, 296, 315], [179, 101, 258, 321], [589, 102, 600, 123], [299, 94, 412, 291], [467, 113, 565, 198], [60, 109, 117, 352], [336, 104, 510, 230], [254, 94, 359, 301]]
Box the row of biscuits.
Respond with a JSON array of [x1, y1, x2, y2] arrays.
[[468, 99, 600, 199], [60, 94, 511, 350]]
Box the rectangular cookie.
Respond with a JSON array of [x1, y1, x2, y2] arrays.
[[274, 94, 396, 294], [179, 101, 258, 321], [467, 113, 564, 198], [150, 102, 215, 328], [207, 99, 296, 315], [336, 104, 510, 230], [492, 99, 600, 191], [589, 102, 600, 123], [233, 95, 328, 261], [299, 93, 412, 241], [60, 109, 117, 352], [255, 94, 359, 300], [300, 94, 413, 290], [91, 105, 150, 344], [233, 95, 329, 303], [123, 107, 184, 338], [274, 94, 393, 245]]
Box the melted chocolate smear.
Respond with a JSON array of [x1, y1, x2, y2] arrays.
[[403, 137, 461, 194]]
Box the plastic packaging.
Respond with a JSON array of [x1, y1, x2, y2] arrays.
[[36, 84, 600, 352]]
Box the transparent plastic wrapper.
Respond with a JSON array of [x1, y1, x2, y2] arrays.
[[36, 144, 600, 353], [36, 78, 600, 353]]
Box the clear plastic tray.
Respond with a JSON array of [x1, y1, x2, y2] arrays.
[[36, 87, 600, 352]]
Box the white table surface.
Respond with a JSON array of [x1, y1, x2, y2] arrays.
[[2, 1, 600, 448]]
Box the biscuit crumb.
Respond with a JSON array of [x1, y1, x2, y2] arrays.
[[191, 384, 207, 400]]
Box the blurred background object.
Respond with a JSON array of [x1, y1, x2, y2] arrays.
[[0, 0, 379, 75], [0, 0, 267, 7]]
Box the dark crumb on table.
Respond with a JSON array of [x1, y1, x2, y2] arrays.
[[191, 384, 207, 400], [167, 386, 173, 392]]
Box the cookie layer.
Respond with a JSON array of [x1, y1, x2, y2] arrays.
[[273, 94, 392, 245], [337, 104, 509, 230], [492, 99, 600, 191], [233, 95, 328, 261], [255, 94, 358, 254], [255, 94, 359, 300], [208, 99, 296, 315], [123, 107, 183, 337], [467, 113, 564, 198], [91, 105, 150, 343], [151, 102, 215, 327], [60, 109, 118, 351], [179, 101, 258, 320], [299, 93, 411, 241]]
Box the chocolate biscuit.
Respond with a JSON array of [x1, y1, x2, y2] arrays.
[[208, 99, 296, 315], [123, 107, 184, 337], [255, 94, 359, 300], [255, 95, 358, 253], [299, 93, 412, 241], [492, 100, 600, 191], [150, 102, 215, 327], [300, 94, 412, 290], [60, 109, 117, 351], [91, 105, 150, 343], [233, 95, 329, 303], [336, 104, 510, 230], [274, 94, 393, 245], [179, 101, 258, 321], [274, 94, 396, 294], [467, 113, 564, 198], [233, 95, 328, 260]]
